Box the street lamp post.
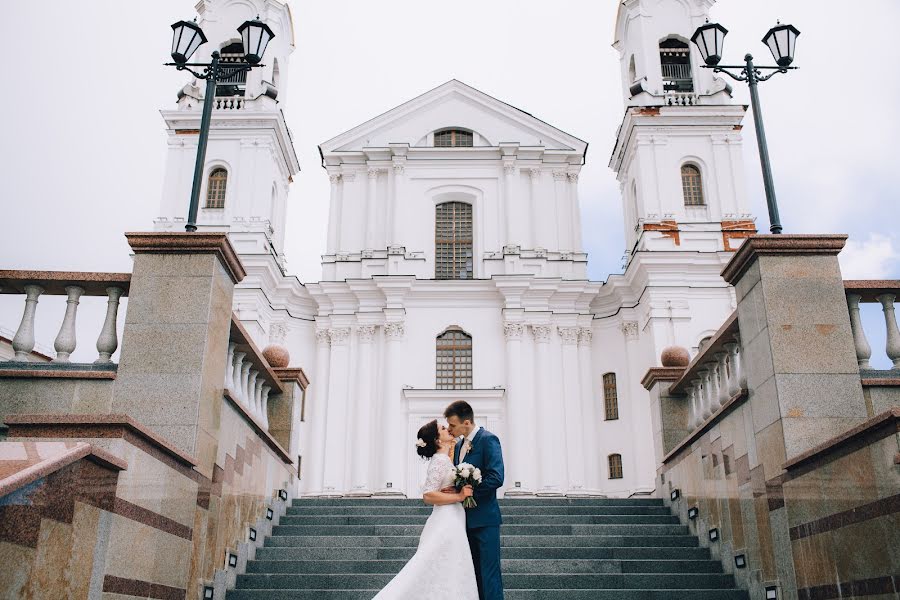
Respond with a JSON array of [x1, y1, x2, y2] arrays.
[[692, 21, 800, 235], [165, 18, 275, 232]]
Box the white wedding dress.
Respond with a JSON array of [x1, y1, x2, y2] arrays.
[[372, 453, 479, 599]]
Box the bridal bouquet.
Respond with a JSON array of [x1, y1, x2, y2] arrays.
[[454, 463, 482, 509]]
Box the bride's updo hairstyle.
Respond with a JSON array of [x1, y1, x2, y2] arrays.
[[415, 420, 440, 459]]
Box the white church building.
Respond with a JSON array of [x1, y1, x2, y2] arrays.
[[154, 0, 756, 498]]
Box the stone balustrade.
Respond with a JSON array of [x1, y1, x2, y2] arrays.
[[224, 314, 283, 430], [670, 312, 747, 432], [844, 280, 900, 370], [214, 96, 244, 110], [0, 271, 131, 365]]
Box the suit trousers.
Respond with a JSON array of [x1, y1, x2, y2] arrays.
[[466, 525, 503, 600]]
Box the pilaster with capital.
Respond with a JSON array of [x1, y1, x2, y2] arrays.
[[306, 327, 332, 493], [577, 326, 600, 491], [531, 324, 561, 494], [503, 320, 533, 494], [528, 168, 541, 249], [378, 320, 407, 495], [365, 168, 380, 249], [389, 160, 406, 247], [559, 327, 585, 492], [568, 172, 583, 251], [349, 325, 377, 495], [326, 173, 342, 253], [322, 327, 352, 494], [503, 161, 516, 247]]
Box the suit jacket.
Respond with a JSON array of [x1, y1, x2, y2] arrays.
[[454, 428, 504, 529]]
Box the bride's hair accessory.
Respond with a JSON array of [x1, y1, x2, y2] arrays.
[[415, 438, 427, 448]]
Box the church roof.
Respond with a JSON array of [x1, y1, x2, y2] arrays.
[[319, 80, 588, 162]]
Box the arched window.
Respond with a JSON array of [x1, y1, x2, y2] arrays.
[[603, 372, 619, 421], [206, 168, 228, 208], [434, 129, 473, 148], [608, 454, 624, 479], [681, 164, 704, 206], [436, 327, 472, 390], [435, 202, 473, 280], [660, 38, 693, 92]]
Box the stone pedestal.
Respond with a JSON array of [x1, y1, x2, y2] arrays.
[[721, 235, 868, 474], [641, 367, 689, 466], [113, 232, 245, 476]]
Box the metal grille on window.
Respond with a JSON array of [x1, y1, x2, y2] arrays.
[[608, 454, 624, 479], [436, 327, 472, 390], [681, 165, 704, 206], [603, 372, 619, 420], [435, 202, 473, 280], [660, 39, 693, 92], [206, 168, 227, 208], [434, 129, 473, 148], [216, 42, 248, 97]]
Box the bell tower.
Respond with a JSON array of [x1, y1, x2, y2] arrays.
[[155, 0, 300, 267], [610, 0, 756, 259]]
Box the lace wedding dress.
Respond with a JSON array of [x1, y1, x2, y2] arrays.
[[372, 453, 479, 599]]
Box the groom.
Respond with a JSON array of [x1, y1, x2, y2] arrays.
[[443, 400, 505, 600]]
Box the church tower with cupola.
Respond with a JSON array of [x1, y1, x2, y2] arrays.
[[155, 0, 300, 267], [611, 0, 756, 258]]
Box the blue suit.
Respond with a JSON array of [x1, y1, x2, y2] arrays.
[[454, 428, 504, 600]]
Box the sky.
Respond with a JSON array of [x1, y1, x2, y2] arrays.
[[2, 0, 898, 366]]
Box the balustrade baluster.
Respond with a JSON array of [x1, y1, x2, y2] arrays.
[[53, 286, 85, 362], [734, 333, 748, 389], [247, 371, 259, 412], [699, 368, 713, 420], [11, 285, 43, 361], [232, 352, 246, 398], [704, 362, 721, 415], [690, 379, 703, 429], [876, 294, 900, 368], [239, 359, 252, 405], [715, 352, 730, 406], [95, 287, 124, 363], [846, 294, 872, 368], [252, 378, 264, 421], [260, 385, 271, 429], [225, 343, 236, 391], [724, 342, 742, 396]]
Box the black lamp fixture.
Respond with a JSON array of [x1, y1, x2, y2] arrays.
[[203, 585, 214, 599], [734, 554, 747, 568], [249, 527, 257, 542], [766, 587, 778, 599], [708, 528, 719, 541], [688, 506, 699, 520], [670, 489, 681, 501], [691, 18, 800, 235], [227, 552, 238, 568], [278, 489, 288, 501], [165, 15, 275, 232], [266, 507, 274, 520]]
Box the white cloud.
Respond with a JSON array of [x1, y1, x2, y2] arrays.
[[839, 233, 900, 279]]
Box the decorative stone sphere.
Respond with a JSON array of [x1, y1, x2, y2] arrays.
[[661, 345, 690, 368], [262, 344, 290, 368]]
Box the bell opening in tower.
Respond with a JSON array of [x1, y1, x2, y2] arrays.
[[217, 41, 248, 97], [659, 38, 693, 93]]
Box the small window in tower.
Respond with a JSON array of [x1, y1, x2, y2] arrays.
[[434, 129, 474, 148], [217, 42, 247, 97], [206, 168, 227, 208], [681, 164, 705, 206], [608, 454, 624, 479], [603, 373, 619, 421], [660, 38, 693, 92]]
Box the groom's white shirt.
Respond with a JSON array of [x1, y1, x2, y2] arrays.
[[459, 425, 481, 462]]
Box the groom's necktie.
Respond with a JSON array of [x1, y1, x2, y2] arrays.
[[459, 438, 469, 463]]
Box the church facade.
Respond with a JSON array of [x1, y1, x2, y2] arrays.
[[154, 0, 756, 499]]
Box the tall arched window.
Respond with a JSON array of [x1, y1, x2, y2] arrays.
[[434, 129, 473, 148], [435, 202, 473, 280], [436, 327, 472, 390], [681, 164, 704, 206], [608, 454, 624, 479], [206, 168, 228, 208], [660, 38, 693, 92], [603, 372, 619, 421]]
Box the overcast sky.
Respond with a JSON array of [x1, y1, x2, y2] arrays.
[[2, 0, 898, 365]]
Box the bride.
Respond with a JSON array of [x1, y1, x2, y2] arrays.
[[372, 420, 479, 600]]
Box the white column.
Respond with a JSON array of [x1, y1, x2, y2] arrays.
[[11, 285, 43, 361], [877, 294, 900, 368], [390, 162, 405, 247], [528, 169, 540, 249], [322, 327, 351, 495], [307, 329, 331, 495], [577, 327, 600, 492], [53, 285, 85, 362], [348, 325, 376, 496], [503, 162, 516, 248], [559, 327, 585, 493], [365, 168, 379, 250], [568, 173, 583, 252], [326, 174, 341, 253], [95, 286, 124, 363], [846, 294, 872, 368], [378, 321, 407, 495], [503, 321, 531, 494], [532, 324, 562, 495], [553, 171, 569, 251]]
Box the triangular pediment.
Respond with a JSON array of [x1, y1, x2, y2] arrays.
[[319, 80, 586, 156]]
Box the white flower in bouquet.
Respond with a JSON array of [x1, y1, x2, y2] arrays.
[[472, 468, 482, 483], [454, 463, 481, 509]]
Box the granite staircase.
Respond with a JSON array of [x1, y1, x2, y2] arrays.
[[227, 497, 747, 600]]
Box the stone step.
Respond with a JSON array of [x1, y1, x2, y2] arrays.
[[286, 505, 673, 516], [263, 535, 700, 548], [246, 558, 724, 575], [271, 524, 689, 537], [293, 498, 665, 507], [228, 591, 747, 600], [235, 573, 737, 590], [277, 514, 680, 526], [254, 545, 714, 562]]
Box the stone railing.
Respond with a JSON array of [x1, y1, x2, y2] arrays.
[[225, 314, 283, 430], [0, 271, 131, 365], [214, 96, 244, 110], [664, 91, 699, 106], [669, 312, 747, 433], [844, 280, 900, 370]]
